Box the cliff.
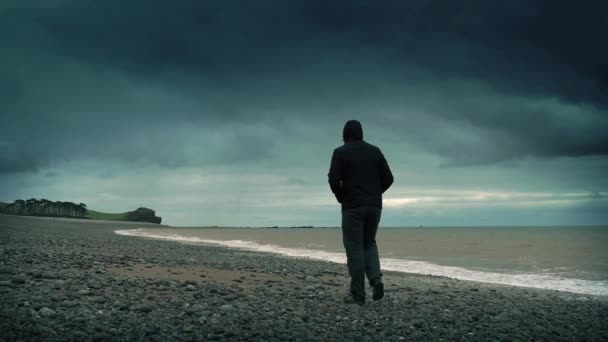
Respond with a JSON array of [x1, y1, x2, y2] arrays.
[[124, 207, 162, 224]]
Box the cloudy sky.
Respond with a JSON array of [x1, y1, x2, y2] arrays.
[[1, 0, 607, 226]]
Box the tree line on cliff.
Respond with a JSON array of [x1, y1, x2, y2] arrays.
[[1, 198, 87, 218]]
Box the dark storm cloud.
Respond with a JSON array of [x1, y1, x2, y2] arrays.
[[1, 0, 607, 173]]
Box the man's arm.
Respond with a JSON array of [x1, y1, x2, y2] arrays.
[[379, 152, 393, 193], [328, 149, 343, 203]]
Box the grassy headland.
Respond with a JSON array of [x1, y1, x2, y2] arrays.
[[1, 199, 161, 224], [85, 209, 128, 221]]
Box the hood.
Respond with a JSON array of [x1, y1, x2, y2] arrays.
[[343, 120, 363, 142]]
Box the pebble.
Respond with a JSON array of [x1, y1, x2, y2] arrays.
[[61, 300, 79, 307], [305, 285, 316, 291], [153, 277, 169, 285], [219, 304, 234, 312], [11, 275, 27, 284], [190, 304, 206, 312], [39, 307, 57, 317], [72, 330, 87, 338], [113, 300, 129, 310], [92, 333, 109, 340], [91, 296, 106, 304], [304, 275, 318, 283], [224, 294, 237, 301], [133, 303, 155, 313], [0, 266, 18, 274], [41, 271, 57, 279]]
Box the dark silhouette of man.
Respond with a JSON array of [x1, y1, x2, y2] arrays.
[[328, 120, 393, 305]]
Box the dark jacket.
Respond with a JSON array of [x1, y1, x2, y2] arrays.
[[328, 121, 394, 210]]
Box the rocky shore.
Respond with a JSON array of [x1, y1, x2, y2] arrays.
[[1, 214, 607, 341]]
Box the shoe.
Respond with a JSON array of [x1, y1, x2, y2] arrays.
[[343, 293, 365, 306], [372, 281, 384, 301]]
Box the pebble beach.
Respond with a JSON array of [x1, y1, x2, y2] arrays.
[[1, 214, 607, 341]]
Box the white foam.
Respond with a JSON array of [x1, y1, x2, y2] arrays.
[[115, 228, 608, 296]]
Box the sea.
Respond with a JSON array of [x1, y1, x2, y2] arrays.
[[115, 226, 608, 296]]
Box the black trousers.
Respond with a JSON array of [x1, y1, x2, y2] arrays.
[[341, 206, 383, 301]]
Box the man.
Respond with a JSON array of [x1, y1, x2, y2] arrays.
[[328, 120, 394, 305]]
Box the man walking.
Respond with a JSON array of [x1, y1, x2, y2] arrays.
[[328, 120, 394, 305]]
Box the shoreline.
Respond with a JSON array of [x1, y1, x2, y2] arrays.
[[115, 226, 608, 297], [1, 214, 607, 340]]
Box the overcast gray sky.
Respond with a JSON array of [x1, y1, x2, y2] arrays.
[[1, 0, 607, 226]]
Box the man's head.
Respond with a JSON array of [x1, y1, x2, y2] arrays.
[[343, 120, 363, 143]]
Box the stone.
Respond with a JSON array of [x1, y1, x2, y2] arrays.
[[91, 296, 106, 304], [153, 278, 169, 285], [92, 333, 109, 340], [39, 307, 57, 317], [61, 300, 79, 307], [190, 304, 206, 312], [113, 300, 129, 310], [219, 304, 234, 312], [0, 266, 17, 274], [185, 284, 196, 291], [41, 271, 57, 279], [305, 276, 318, 283], [11, 275, 27, 284], [72, 330, 88, 338], [224, 294, 237, 301], [134, 303, 155, 313]]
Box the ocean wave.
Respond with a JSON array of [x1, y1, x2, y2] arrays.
[[115, 228, 608, 296]]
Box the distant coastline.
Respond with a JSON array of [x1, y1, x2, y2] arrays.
[[0, 199, 162, 224]]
